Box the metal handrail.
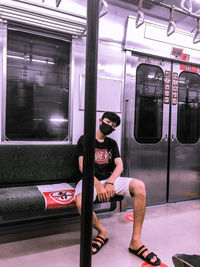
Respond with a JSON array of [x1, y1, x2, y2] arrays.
[[193, 18, 200, 44], [148, 0, 198, 19], [136, 0, 144, 28], [56, 0, 62, 8], [167, 5, 176, 36], [99, 0, 108, 18], [42, 0, 61, 7], [81, 0, 108, 37], [181, 0, 192, 13], [80, 0, 99, 265]]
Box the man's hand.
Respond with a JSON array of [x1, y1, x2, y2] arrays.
[[105, 183, 115, 199], [95, 182, 109, 202]]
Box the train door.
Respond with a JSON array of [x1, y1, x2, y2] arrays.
[[169, 63, 200, 202], [123, 53, 200, 205]]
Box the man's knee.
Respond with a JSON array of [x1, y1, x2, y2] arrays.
[[130, 178, 146, 197]]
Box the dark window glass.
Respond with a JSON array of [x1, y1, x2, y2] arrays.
[[177, 71, 200, 143], [134, 64, 164, 143], [6, 30, 70, 141]]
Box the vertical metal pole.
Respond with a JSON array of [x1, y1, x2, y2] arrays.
[[80, 1, 100, 267]]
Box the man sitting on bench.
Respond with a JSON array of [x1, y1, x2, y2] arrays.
[[75, 111, 161, 266]]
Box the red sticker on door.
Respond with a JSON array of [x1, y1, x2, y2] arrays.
[[142, 262, 168, 267], [124, 214, 134, 222]]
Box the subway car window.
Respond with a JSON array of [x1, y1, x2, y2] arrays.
[[134, 64, 164, 143], [6, 30, 70, 141], [177, 71, 200, 144]]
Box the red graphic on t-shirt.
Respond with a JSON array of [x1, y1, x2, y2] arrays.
[[95, 148, 111, 165]]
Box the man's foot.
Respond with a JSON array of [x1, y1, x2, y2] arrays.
[[92, 233, 108, 255], [129, 241, 161, 266]]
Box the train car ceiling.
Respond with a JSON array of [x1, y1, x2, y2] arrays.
[[116, 0, 164, 10]]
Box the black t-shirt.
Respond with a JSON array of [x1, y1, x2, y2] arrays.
[[76, 135, 120, 180]]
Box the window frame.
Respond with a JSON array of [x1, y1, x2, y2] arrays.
[[134, 63, 164, 144], [1, 23, 73, 144], [177, 70, 200, 144]]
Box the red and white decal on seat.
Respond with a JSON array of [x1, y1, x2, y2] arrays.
[[37, 183, 75, 210]]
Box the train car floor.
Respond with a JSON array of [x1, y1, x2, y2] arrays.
[[0, 199, 199, 267]]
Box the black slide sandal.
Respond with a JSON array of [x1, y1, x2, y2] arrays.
[[92, 235, 108, 255], [129, 245, 161, 266]]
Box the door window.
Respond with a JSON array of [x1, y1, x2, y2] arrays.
[[134, 64, 164, 143], [177, 71, 200, 143]]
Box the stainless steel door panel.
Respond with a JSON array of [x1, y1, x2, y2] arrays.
[[123, 53, 170, 205], [169, 141, 200, 201], [169, 63, 200, 202], [128, 141, 168, 206]]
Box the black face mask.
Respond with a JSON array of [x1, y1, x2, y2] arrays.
[[100, 122, 114, 135]]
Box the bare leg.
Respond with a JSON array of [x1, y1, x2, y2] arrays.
[[129, 179, 157, 264], [75, 193, 107, 253]]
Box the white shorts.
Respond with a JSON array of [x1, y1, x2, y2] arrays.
[[75, 177, 134, 201]]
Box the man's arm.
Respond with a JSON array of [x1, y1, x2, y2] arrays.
[[107, 157, 123, 184], [105, 157, 124, 198], [78, 156, 109, 202]]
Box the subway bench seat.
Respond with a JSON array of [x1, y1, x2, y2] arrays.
[[0, 145, 79, 219], [0, 145, 123, 224]]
